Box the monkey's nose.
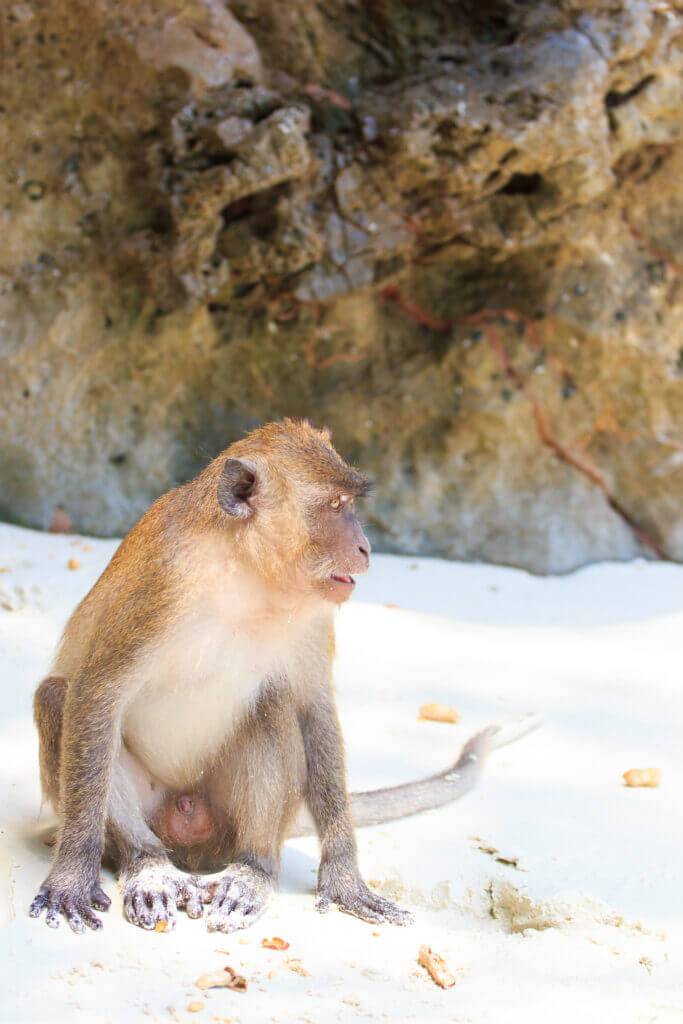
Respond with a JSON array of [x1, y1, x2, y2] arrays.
[[355, 529, 371, 570]]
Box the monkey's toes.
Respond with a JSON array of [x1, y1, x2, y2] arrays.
[[183, 888, 204, 919], [123, 883, 178, 932], [122, 869, 206, 931], [205, 897, 263, 933], [205, 877, 269, 933], [203, 863, 273, 933], [175, 876, 205, 919]]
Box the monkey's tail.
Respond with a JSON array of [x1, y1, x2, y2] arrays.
[[349, 713, 542, 828], [291, 713, 542, 837]]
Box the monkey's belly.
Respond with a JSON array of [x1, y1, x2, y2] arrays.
[[124, 679, 264, 789], [122, 626, 286, 789]]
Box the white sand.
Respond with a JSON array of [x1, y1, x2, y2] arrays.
[[0, 522, 681, 1023]]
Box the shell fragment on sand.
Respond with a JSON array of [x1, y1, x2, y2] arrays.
[[418, 945, 456, 989], [195, 967, 248, 992], [623, 767, 661, 788], [419, 702, 460, 724], [261, 936, 289, 950]]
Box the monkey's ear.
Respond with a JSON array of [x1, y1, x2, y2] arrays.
[[217, 458, 258, 519]]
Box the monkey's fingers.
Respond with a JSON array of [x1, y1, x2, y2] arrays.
[[29, 886, 103, 932], [28, 888, 49, 918], [316, 884, 413, 926], [91, 884, 112, 912], [358, 891, 413, 926], [45, 896, 63, 929], [61, 898, 103, 934], [315, 892, 332, 914]]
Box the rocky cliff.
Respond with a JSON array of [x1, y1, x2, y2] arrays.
[[1, 0, 682, 571]]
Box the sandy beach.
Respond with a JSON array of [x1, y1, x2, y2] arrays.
[[1, 522, 681, 1023]]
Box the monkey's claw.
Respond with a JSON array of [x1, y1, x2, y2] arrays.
[[122, 866, 203, 932], [316, 877, 413, 926], [29, 879, 110, 933], [205, 864, 273, 933]]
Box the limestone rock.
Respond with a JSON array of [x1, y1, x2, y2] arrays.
[[1, 0, 682, 572], [135, 1, 263, 91]]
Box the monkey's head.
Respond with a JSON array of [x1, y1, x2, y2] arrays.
[[215, 419, 372, 604]]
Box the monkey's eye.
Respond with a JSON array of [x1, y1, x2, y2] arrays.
[[329, 497, 342, 510]]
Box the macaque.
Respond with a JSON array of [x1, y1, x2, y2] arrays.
[[30, 419, 537, 934]]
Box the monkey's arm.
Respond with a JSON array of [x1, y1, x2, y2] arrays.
[[292, 714, 541, 836], [29, 671, 119, 932], [298, 690, 412, 925]]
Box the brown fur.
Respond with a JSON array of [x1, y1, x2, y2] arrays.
[[33, 675, 67, 808]]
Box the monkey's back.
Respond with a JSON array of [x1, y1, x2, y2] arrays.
[[51, 486, 192, 683]]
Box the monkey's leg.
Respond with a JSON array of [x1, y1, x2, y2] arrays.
[[202, 689, 307, 934], [300, 687, 412, 926], [31, 675, 203, 932]]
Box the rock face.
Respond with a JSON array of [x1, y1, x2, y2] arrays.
[[1, 0, 682, 572]]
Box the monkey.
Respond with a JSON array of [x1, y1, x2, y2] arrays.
[[29, 418, 539, 934]]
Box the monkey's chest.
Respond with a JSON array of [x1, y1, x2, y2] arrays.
[[122, 620, 292, 789]]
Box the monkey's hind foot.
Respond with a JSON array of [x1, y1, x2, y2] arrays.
[[316, 871, 413, 927], [29, 876, 111, 933], [122, 864, 204, 932], [204, 862, 274, 933]]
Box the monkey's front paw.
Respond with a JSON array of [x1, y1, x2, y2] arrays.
[[316, 876, 413, 927], [205, 864, 273, 933], [29, 877, 111, 934], [123, 866, 203, 932]]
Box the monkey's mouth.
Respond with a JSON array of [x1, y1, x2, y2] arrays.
[[330, 573, 355, 588]]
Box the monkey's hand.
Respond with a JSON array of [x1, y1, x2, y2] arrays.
[[204, 862, 274, 933], [122, 864, 204, 931], [29, 871, 111, 933], [316, 861, 413, 926]]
